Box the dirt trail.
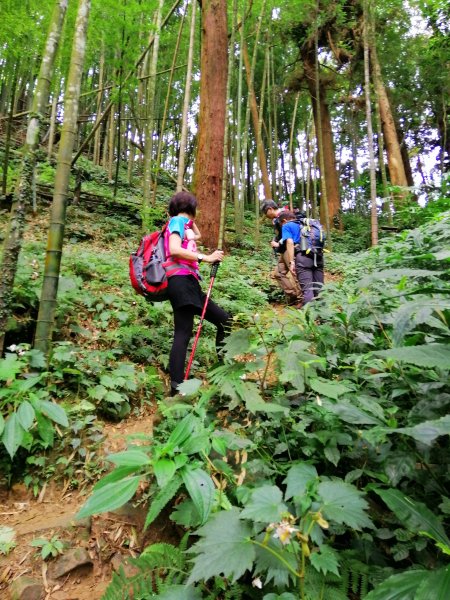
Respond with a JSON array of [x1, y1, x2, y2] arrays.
[[0, 409, 160, 600]]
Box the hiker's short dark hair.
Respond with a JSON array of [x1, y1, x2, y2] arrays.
[[278, 211, 296, 224], [261, 200, 278, 215], [169, 191, 197, 217]]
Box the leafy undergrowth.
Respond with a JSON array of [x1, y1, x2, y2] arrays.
[[1, 175, 449, 598], [78, 211, 450, 599]]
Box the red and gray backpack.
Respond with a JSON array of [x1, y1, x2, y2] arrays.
[[129, 221, 199, 301], [129, 224, 169, 301]]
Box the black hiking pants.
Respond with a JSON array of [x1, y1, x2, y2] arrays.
[[169, 300, 231, 391]]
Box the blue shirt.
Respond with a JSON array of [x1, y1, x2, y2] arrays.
[[281, 221, 301, 244], [168, 215, 191, 239]]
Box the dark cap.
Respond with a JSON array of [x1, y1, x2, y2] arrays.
[[260, 200, 278, 215]]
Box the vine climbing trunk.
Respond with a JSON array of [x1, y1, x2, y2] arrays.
[[192, 0, 228, 249], [0, 0, 67, 357], [34, 0, 90, 356]]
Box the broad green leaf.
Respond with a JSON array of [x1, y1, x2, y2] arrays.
[[155, 585, 202, 600], [77, 476, 141, 518], [309, 545, 340, 576], [181, 467, 215, 525], [241, 485, 287, 523], [26, 349, 47, 369], [322, 400, 382, 425], [0, 354, 23, 381], [2, 413, 24, 459], [107, 449, 151, 468], [284, 463, 318, 500], [277, 340, 313, 392], [309, 378, 352, 400], [211, 435, 227, 456], [394, 415, 450, 446], [358, 269, 436, 288], [38, 400, 69, 427], [145, 475, 182, 530], [364, 569, 429, 600], [17, 401, 35, 431], [187, 508, 255, 583], [0, 413, 5, 437], [177, 378, 202, 396], [318, 481, 373, 530], [244, 382, 287, 414], [182, 433, 210, 455], [104, 390, 125, 404], [94, 466, 140, 490], [170, 499, 202, 528], [166, 415, 197, 451], [222, 329, 253, 358], [373, 488, 450, 546], [35, 413, 54, 447], [374, 344, 450, 369], [254, 537, 298, 588], [154, 458, 177, 488], [415, 566, 450, 599]]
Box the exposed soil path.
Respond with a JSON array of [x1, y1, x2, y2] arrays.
[[0, 408, 165, 600]]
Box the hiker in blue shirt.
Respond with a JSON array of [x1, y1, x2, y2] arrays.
[[261, 200, 302, 306], [279, 212, 325, 305]]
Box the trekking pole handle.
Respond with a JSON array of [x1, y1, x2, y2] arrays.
[[210, 249, 223, 277], [210, 261, 220, 278]]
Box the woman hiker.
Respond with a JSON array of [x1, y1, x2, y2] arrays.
[[164, 191, 231, 396]]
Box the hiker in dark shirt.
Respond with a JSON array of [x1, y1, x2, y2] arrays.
[[261, 200, 302, 306], [279, 212, 325, 305], [164, 192, 231, 396]]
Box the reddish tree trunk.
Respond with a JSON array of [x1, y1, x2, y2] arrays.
[[192, 0, 228, 249]]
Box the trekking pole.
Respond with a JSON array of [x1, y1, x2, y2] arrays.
[[184, 260, 221, 380]]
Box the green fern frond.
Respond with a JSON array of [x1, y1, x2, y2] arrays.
[[101, 543, 188, 600]]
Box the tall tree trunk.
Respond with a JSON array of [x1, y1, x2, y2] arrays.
[[47, 82, 60, 159], [370, 39, 408, 204], [192, 0, 228, 249], [363, 0, 378, 246], [1, 61, 19, 196], [177, 0, 197, 192], [93, 41, 105, 165], [313, 27, 331, 238], [34, 0, 91, 355], [288, 92, 300, 210], [153, 5, 186, 200], [219, 0, 237, 249], [142, 0, 164, 207], [242, 41, 271, 200], [302, 48, 339, 230], [0, 0, 67, 356], [233, 7, 245, 237]]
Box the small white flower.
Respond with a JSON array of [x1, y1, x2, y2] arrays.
[[316, 395, 322, 406], [272, 520, 299, 545], [252, 577, 263, 589], [7, 344, 17, 352]]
